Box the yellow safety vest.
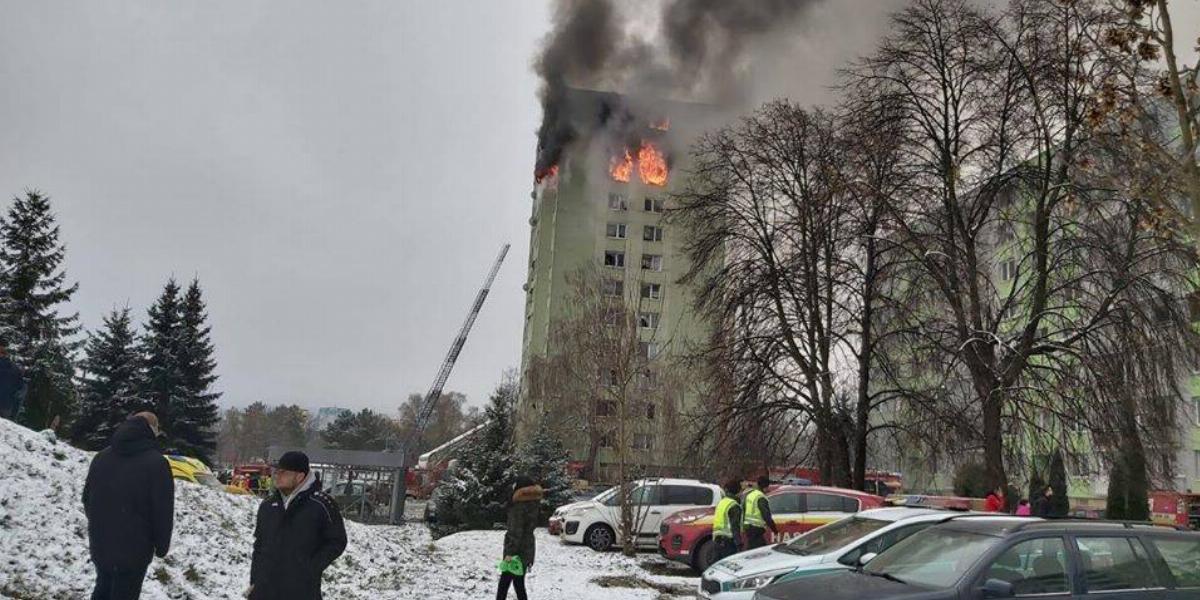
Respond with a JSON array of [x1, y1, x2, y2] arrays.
[[713, 496, 740, 538], [744, 488, 767, 528]]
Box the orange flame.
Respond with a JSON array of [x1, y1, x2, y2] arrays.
[[638, 142, 668, 186], [534, 164, 559, 185], [610, 149, 633, 183]]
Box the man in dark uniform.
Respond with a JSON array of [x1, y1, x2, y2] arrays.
[[248, 451, 347, 600]]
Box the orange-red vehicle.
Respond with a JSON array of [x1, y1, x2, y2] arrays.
[[657, 486, 885, 573], [1149, 490, 1200, 529]]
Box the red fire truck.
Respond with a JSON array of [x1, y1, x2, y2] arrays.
[[1149, 490, 1200, 529], [657, 485, 886, 573]]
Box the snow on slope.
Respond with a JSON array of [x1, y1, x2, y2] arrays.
[[0, 419, 695, 600]]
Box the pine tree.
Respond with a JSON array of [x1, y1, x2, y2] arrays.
[[71, 308, 141, 450], [1047, 450, 1071, 517], [173, 279, 221, 461], [431, 380, 519, 537], [322, 409, 400, 451], [515, 421, 574, 520], [139, 279, 188, 452], [0, 191, 82, 431]]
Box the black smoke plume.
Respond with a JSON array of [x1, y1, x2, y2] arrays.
[[533, 0, 822, 178]]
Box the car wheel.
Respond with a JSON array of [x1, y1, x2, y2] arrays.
[[585, 524, 615, 552], [692, 538, 715, 573]]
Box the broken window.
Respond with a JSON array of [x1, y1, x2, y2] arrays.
[[641, 283, 662, 300], [641, 254, 663, 272], [643, 226, 664, 242], [604, 251, 625, 268], [606, 223, 627, 239]]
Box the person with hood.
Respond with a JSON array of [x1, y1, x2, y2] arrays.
[[498, 475, 543, 600], [1031, 486, 1054, 518], [82, 412, 174, 600], [248, 451, 346, 600]]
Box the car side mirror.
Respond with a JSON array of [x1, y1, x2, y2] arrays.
[[981, 578, 1014, 599], [858, 552, 878, 566]]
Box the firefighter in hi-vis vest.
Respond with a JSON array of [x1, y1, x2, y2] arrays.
[[742, 475, 779, 549], [712, 479, 744, 563]]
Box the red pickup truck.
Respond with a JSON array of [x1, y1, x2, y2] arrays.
[[657, 485, 885, 572]]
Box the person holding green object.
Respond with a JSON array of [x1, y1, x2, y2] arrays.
[[497, 475, 542, 600]]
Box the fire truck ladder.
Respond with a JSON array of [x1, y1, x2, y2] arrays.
[[406, 243, 510, 452]]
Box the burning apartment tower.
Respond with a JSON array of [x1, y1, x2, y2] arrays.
[[517, 89, 720, 482]]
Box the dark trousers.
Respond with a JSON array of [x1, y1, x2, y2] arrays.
[[496, 572, 527, 600], [91, 562, 149, 600], [745, 526, 769, 549], [713, 536, 741, 563]]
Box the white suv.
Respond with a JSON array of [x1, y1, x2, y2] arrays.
[[552, 478, 722, 551]]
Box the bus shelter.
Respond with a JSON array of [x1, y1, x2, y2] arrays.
[[267, 445, 408, 525]]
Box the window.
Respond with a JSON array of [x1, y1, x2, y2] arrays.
[[606, 223, 627, 239], [644, 402, 656, 420], [663, 485, 715, 506], [643, 226, 664, 242], [982, 537, 1069, 596], [1148, 537, 1200, 588], [596, 400, 616, 416], [767, 492, 804, 515], [639, 342, 659, 359], [840, 523, 936, 567], [785, 517, 890, 558], [1001, 259, 1018, 281], [600, 369, 618, 387], [1074, 536, 1158, 592], [864, 529, 1000, 589], [604, 251, 625, 268], [641, 283, 662, 300], [644, 197, 664, 213], [638, 311, 660, 329], [632, 433, 653, 450], [598, 432, 614, 449], [806, 493, 857, 513], [639, 371, 658, 391], [641, 254, 663, 271], [602, 278, 624, 297], [608, 192, 628, 211], [628, 484, 661, 505]]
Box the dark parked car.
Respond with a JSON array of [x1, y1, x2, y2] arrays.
[[753, 516, 1200, 600]]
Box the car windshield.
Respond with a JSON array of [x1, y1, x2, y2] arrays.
[[594, 487, 618, 504], [781, 517, 889, 555], [194, 472, 221, 488], [864, 528, 998, 588]]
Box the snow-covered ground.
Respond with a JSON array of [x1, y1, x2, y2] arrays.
[[0, 419, 697, 599]]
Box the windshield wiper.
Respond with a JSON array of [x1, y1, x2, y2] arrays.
[[864, 571, 908, 585]]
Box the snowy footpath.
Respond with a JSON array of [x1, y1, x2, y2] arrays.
[[0, 419, 697, 599]]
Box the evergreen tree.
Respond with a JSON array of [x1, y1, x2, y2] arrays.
[[1047, 450, 1071, 517], [173, 279, 221, 460], [71, 308, 141, 450], [0, 191, 82, 432], [1105, 449, 1149, 521], [515, 420, 573, 520], [139, 279, 188, 451], [431, 380, 518, 537], [322, 408, 400, 451]]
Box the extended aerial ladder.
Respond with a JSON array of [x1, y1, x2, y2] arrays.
[[391, 243, 509, 523], [405, 242, 510, 456]]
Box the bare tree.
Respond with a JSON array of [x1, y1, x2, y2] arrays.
[[523, 265, 684, 556]]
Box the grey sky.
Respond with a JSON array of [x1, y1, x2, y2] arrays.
[[3, 1, 1194, 416]]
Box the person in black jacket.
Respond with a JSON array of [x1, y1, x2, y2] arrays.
[[498, 475, 543, 600], [249, 451, 347, 600], [82, 412, 174, 600]]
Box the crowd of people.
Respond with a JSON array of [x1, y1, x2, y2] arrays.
[[983, 485, 1060, 517]]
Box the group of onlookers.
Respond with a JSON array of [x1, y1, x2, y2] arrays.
[[984, 485, 1059, 517]]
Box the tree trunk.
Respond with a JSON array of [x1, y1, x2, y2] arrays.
[[982, 391, 1008, 493]]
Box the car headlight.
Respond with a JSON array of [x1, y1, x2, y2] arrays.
[[729, 570, 791, 591]]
